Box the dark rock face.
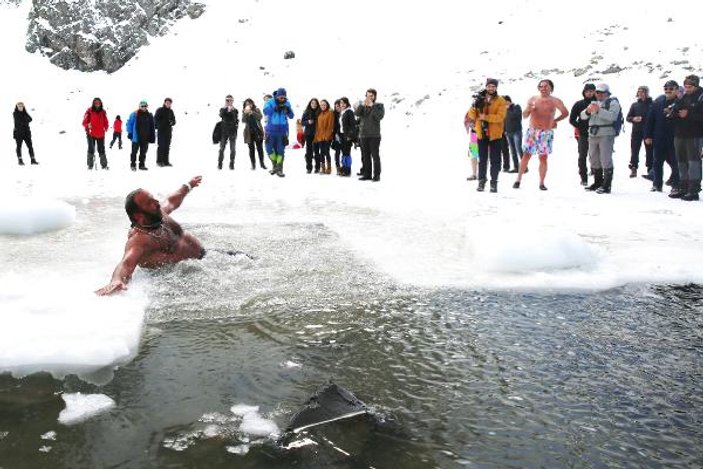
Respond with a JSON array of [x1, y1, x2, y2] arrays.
[[25, 0, 206, 73]]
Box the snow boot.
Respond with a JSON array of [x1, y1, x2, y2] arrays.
[[596, 168, 613, 194], [669, 180, 686, 199], [477, 179, 486, 192], [18, 157, 25, 166], [490, 181, 498, 193], [586, 169, 603, 191]]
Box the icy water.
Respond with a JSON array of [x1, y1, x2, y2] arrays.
[[2, 214, 703, 467], [2, 277, 703, 466]]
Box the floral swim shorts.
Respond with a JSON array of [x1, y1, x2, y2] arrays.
[[522, 128, 554, 156]]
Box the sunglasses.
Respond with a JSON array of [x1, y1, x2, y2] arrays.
[[664, 87, 676, 91]]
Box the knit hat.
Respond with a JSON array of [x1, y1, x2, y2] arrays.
[[583, 83, 596, 92], [637, 86, 649, 95], [664, 80, 679, 89], [139, 100, 148, 106], [276, 87, 287, 97], [595, 83, 610, 94], [485, 78, 499, 87], [684, 74, 700, 87]]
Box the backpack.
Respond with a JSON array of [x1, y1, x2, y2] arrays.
[[603, 97, 625, 136], [212, 121, 222, 144]]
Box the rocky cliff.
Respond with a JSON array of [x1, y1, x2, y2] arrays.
[[24, 0, 205, 73]]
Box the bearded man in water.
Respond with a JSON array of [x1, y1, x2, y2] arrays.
[[96, 176, 204, 296]]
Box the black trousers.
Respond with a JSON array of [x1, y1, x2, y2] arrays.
[[87, 136, 107, 169], [577, 134, 589, 179], [248, 138, 265, 168], [157, 129, 172, 165], [110, 132, 122, 149], [304, 134, 318, 171], [130, 141, 149, 167], [15, 135, 34, 158], [360, 136, 382, 178], [477, 138, 502, 183], [630, 131, 653, 170]]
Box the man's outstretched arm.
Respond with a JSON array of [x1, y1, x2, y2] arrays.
[[95, 243, 145, 296], [162, 176, 202, 214]]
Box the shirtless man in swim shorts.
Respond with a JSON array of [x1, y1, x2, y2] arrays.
[[513, 79, 569, 190], [96, 176, 203, 296]]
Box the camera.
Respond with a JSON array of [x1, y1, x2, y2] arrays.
[[664, 102, 678, 119], [472, 89, 488, 110], [472, 89, 490, 136]]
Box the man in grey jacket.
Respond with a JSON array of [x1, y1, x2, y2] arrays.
[[355, 88, 385, 181], [581, 83, 621, 194]]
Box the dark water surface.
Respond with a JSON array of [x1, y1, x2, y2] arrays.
[[2, 283, 702, 468]]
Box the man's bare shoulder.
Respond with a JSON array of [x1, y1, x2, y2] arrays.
[[126, 229, 158, 252]]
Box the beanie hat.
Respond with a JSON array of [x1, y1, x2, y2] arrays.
[[583, 84, 596, 92], [139, 100, 148, 106], [684, 74, 700, 87], [486, 78, 499, 87], [664, 80, 679, 89], [637, 86, 649, 95], [276, 87, 287, 97]]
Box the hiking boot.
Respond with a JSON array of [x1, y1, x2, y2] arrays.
[[477, 180, 486, 192], [512, 181, 520, 189], [276, 166, 286, 177], [130, 165, 136, 171], [668, 188, 684, 199], [586, 169, 603, 191], [490, 181, 497, 193], [681, 192, 699, 201], [650, 186, 662, 192], [18, 158, 25, 166], [596, 186, 610, 194], [629, 167, 637, 178], [139, 165, 148, 171]]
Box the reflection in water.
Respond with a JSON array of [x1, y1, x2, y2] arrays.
[[1, 222, 702, 468]]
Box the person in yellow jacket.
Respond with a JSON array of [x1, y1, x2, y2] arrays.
[[467, 78, 507, 192]]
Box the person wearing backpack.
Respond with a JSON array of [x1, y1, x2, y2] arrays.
[[581, 83, 622, 194], [355, 88, 385, 182], [670, 74, 703, 201]]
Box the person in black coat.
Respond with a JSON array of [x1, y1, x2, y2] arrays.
[[13, 102, 38, 165], [301, 98, 320, 173], [503, 96, 522, 173], [154, 98, 176, 167], [569, 84, 596, 185], [218, 94, 238, 170], [644, 81, 680, 193], [626, 86, 653, 177]]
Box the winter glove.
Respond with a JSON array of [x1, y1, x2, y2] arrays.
[[127, 133, 133, 140]]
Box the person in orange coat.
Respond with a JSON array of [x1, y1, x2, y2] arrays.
[[467, 79, 507, 192], [82, 97, 110, 170], [314, 99, 336, 174], [110, 115, 123, 150]]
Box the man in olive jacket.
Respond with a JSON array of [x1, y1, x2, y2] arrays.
[[355, 88, 385, 182]]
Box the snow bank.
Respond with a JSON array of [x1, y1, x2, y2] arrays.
[[0, 197, 75, 235], [0, 272, 145, 383]]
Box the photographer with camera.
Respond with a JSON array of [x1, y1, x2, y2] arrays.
[[670, 75, 703, 201], [644, 80, 680, 194], [466, 78, 507, 192], [263, 88, 295, 177]]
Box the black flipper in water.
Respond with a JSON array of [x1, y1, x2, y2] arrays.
[[286, 382, 368, 433]]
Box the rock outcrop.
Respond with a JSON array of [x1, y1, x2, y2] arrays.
[[25, 0, 205, 73]]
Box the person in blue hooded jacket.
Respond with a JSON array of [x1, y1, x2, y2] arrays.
[[644, 81, 680, 193], [126, 100, 156, 171], [263, 88, 294, 177]]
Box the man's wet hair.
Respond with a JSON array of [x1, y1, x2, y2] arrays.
[[125, 189, 141, 225], [539, 79, 554, 91]]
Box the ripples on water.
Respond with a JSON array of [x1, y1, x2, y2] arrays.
[[1, 223, 702, 468]]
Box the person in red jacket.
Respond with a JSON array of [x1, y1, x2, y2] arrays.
[[82, 97, 110, 170], [109, 115, 123, 150]]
